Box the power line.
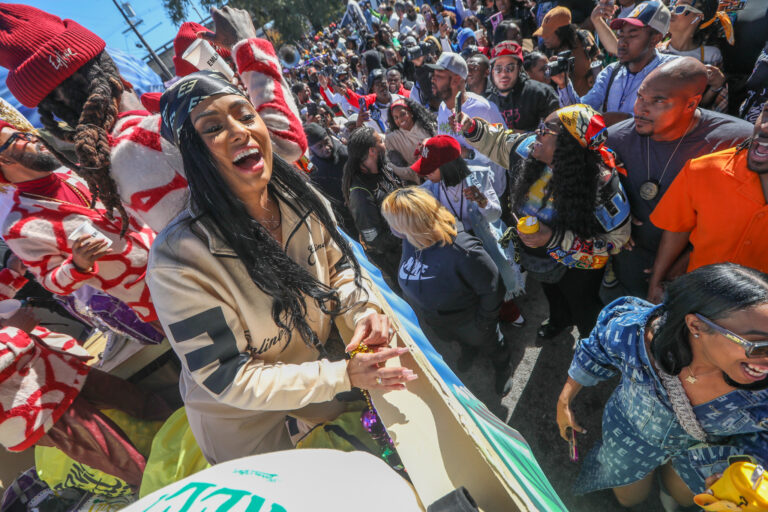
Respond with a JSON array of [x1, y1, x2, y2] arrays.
[[111, 0, 173, 80]]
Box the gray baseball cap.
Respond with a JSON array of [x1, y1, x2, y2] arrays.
[[426, 52, 468, 80]]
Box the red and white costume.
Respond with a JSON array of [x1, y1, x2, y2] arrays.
[[109, 37, 307, 232], [1, 170, 157, 322], [0, 325, 90, 452]]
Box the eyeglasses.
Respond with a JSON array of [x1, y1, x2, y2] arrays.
[[694, 313, 768, 359], [0, 131, 34, 155], [671, 4, 703, 15], [492, 63, 518, 74], [535, 120, 559, 137]]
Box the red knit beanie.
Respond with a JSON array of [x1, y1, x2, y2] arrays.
[[173, 22, 232, 77], [0, 3, 106, 108]]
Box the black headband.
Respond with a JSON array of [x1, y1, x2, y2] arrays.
[[159, 70, 247, 146]]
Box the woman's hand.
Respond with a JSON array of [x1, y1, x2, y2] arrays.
[[346, 313, 392, 352], [201, 6, 258, 50], [556, 399, 585, 441], [72, 235, 111, 273], [556, 377, 585, 440], [347, 346, 417, 391], [517, 223, 553, 248], [463, 185, 488, 208]]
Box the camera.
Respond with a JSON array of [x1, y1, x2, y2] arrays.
[[306, 103, 319, 116], [460, 45, 479, 59], [546, 50, 575, 78], [406, 45, 424, 60]]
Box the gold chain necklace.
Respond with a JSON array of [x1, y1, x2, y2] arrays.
[[20, 181, 90, 208]]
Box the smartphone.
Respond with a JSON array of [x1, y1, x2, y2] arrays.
[[436, 12, 444, 24], [358, 97, 368, 112], [566, 427, 579, 462], [455, 90, 463, 116]]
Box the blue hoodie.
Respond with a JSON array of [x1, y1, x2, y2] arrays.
[[397, 226, 502, 328]]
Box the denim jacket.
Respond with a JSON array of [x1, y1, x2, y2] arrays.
[[569, 297, 768, 494]]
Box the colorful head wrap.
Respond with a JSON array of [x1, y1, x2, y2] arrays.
[[556, 104, 607, 150], [159, 70, 247, 146]]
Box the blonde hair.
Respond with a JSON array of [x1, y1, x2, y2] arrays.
[[381, 187, 457, 250]]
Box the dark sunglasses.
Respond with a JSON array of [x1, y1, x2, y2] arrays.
[[0, 131, 34, 155], [535, 120, 559, 137], [695, 313, 768, 358]]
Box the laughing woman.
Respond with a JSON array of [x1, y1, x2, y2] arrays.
[[147, 71, 415, 464], [558, 263, 768, 509]]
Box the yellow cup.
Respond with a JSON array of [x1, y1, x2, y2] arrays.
[[517, 216, 539, 234]]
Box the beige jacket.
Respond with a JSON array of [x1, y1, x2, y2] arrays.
[[385, 124, 431, 184], [146, 193, 379, 464]]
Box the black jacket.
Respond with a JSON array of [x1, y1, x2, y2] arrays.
[[347, 169, 402, 276], [486, 74, 559, 132], [308, 140, 358, 238]]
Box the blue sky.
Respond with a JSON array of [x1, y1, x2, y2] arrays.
[[26, 0, 210, 59]]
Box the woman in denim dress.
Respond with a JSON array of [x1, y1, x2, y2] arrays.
[[557, 263, 768, 509]]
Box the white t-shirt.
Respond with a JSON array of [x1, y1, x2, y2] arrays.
[[437, 92, 508, 197], [659, 42, 723, 67], [388, 13, 400, 30], [399, 14, 426, 37]]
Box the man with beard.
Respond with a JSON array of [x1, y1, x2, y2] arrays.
[[342, 127, 403, 285], [552, 1, 677, 124], [430, 52, 507, 199], [486, 41, 558, 132], [648, 101, 768, 302], [0, 116, 157, 323], [605, 58, 752, 301], [304, 123, 359, 239]]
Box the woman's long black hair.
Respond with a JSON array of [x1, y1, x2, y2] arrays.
[[651, 263, 768, 381], [385, 97, 438, 134], [178, 117, 365, 352], [510, 126, 603, 238]]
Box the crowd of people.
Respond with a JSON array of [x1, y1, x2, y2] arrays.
[[0, 0, 766, 510]]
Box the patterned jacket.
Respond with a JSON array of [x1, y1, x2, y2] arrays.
[[1, 170, 157, 322]]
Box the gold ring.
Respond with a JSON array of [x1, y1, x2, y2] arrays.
[[376, 376, 382, 385]]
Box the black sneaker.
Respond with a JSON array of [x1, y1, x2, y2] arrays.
[[537, 319, 569, 339]]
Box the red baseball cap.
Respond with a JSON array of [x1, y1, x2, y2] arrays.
[[491, 40, 524, 63], [410, 135, 461, 176]]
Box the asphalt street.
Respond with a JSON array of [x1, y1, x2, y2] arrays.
[[421, 279, 665, 512]]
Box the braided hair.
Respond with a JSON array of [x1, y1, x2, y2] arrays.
[[37, 51, 129, 234]]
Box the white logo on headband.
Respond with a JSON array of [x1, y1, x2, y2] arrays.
[[48, 48, 78, 70]]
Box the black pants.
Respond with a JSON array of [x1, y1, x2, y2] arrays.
[[412, 305, 509, 368], [541, 267, 605, 337]]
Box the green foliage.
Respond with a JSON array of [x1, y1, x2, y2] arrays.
[[162, 0, 346, 43]]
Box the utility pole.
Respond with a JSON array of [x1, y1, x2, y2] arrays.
[[111, 0, 173, 80]]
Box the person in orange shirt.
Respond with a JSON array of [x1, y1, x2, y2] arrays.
[[647, 101, 768, 303]]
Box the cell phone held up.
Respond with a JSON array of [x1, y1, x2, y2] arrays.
[[358, 97, 368, 113], [453, 91, 463, 133], [565, 427, 579, 463]]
